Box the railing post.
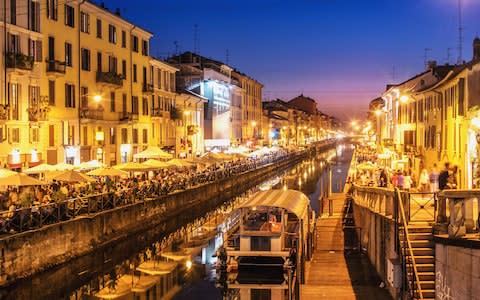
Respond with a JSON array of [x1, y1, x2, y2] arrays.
[[463, 197, 476, 233], [436, 193, 447, 224]]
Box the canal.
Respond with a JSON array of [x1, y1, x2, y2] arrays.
[[0, 144, 353, 300]]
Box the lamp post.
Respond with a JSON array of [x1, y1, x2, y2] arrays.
[[183, 111, 190, 158], [251, 120, 257, 143]]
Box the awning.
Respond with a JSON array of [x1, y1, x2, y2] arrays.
[[236, 189, 310, 222], [133, 146, 173, 159]]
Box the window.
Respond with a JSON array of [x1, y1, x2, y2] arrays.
[[65, 42, 72, 66], [10, 128, 20, 143], [121, 30, 126, 48], [83, 126, 88, 145], [142, 97, 148, 115], [10, 0, 16, 25], [108, 56, 117, 73], [118, 128, 127, 144], [65, 83, 75, 108], [157, 69, 162, 88], [8, 83, 19, 120], [108, 25, 116, 44], [133, 64, 137, 82], [7, 33, 19, 53], [28, 38, 42, 62], [132, 35, 138, 52], [110, 128, 116, 145], [28, 0, 40, 32], [132, 96, 139, 114], [110, 92, 115, 112], [122, 60, 127, 79], [97, 52, 102, 72], [80, 87, 88, 108], [48, 80, 55, 105], [64, 4, 74, 27], [29, 85, 40, 111], [122, 94, 127, 113], [142, 40, 148, 56], [96, 19, 102, 38], [142, 129, 148, 144], [46, 0, 58, 20], [81, 48, 90, 71], [132, 129, 138, 144], [80, 12, 90, 33], [31, 127, 39, 143]]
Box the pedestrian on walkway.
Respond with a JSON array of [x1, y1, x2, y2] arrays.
[[379, 169, 388, 187], [419, 168, 430, 192], [438, 162, 450, 191], [403, 170, 413, 191], [429, 163, 439, 193], [397, 171, 405, 189]]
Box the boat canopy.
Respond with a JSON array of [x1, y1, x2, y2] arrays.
[[237, 189, 310, 221]]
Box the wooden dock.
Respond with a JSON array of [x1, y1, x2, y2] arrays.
[[301, 193, 392, 299]]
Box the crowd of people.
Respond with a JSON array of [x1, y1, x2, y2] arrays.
[[0, 148, 297, 233], [352, 147, 458, 193]]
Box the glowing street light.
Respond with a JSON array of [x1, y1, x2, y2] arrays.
[[93, 94, 102, 103], [400, 95, 409, 104], [375, 110, 382, 116]]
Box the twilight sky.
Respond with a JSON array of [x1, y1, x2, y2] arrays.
[[102, 0, 480, 121]]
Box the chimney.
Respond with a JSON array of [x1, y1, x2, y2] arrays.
[[474, 37, 480, 60], [100, 2, 105, 8], [427, 60, 437, 70], [115, 8, 121, 16]]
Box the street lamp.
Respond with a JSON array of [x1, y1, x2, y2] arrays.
[[251, 121, 257, 140], [183, 111, 191, 158], [93, 94, 102, 103], [400, 95, 409, 104]]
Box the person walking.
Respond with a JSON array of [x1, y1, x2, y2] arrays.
[[429, 163, 439, 193], [419, 168, 430, 192], [379, 169, 388, 187], [437, 162, 450, 223], [438, 162, 450, 191]]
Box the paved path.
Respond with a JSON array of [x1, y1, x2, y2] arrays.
[[302, 193, 392, 300]]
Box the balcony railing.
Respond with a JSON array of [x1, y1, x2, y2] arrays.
[[6, 52, 34, 71], [28, 107, 49, 122], [151, 108, 163, 118], [143, 83, 154, 93], [119, 112, 139, 122], [0, 104, 9, 121], [96, 71, 123, 87], [80, 108, 104, 120], [46, 60, 66, 74]]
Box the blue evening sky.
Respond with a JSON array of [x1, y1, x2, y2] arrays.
[[102, 0, 480, 120]]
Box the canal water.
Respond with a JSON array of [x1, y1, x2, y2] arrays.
[[0, 143, 353, 300]]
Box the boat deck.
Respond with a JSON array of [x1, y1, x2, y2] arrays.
[[301, 193, 392, 299]]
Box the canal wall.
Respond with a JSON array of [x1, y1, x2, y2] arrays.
[[433, 237, 480, 300], [0, 143, 335, 287], [348, 189, 399, 299]]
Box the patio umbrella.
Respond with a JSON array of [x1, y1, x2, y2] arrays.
[[0, 173, 47, 186], [142, 159, 172, 169], [0, 168, 18, 178], [167, 159, 194, 168], [113, 162, 155, 172], [51, 170, 96, 183], [133, 146, 173, 160], [53, 162, 77, 171], [87, 167, 128, 177], [77, 160, 106, 170], [356, 162, 377, 171], [23, 163, 55, 174]]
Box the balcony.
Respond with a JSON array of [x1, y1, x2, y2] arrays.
[[0, 104, 9, 122], [142, 83, 154, 94], [80, 107, 104, 121], [120, 112, 139, 122], [28, 107, 49, 122], [6, 52, 34, 71], [96, 71, 123, 88], [151, 108, 163, 118], [46, 60, 66, 75]]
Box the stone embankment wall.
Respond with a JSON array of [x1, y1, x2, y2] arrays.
[[0, 142, 335, 287], [434, 238, 480, 300]]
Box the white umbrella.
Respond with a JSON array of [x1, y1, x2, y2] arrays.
[[53, 162, 77, 171], [51, 170, 96, 183], [77, 160, 106, 170], [142, 159, 172, 169], [133, 146, 173, 160], [167, 159, 194, 168], [113, 162, 155, 172], [23, 163, 55, 174], [0, 173, 47, 186], [87, 167, 128, 177], [0, 168, 18, 178]]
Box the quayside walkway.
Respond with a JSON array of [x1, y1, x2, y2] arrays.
[[301, 193, 392, 299]]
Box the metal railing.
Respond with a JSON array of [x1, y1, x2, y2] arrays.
[[395, 188, 424, 300], [46, 60, 66, 74], [80, 107, 104, 120], [96, 71, 123, 87], [6, 52, 34, 70], [0, 150, 309, 235]]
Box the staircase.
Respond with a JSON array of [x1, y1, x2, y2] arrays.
[[403, 222, 435, 299]]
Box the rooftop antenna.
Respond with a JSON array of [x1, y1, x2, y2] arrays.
[[173, 41, 179, 55], [193, 24, 199, 54], [457, 0, 463, 64], [424, 48, 432, 69], [446, 48, 452, 64], [226, 49, 230, 65]]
